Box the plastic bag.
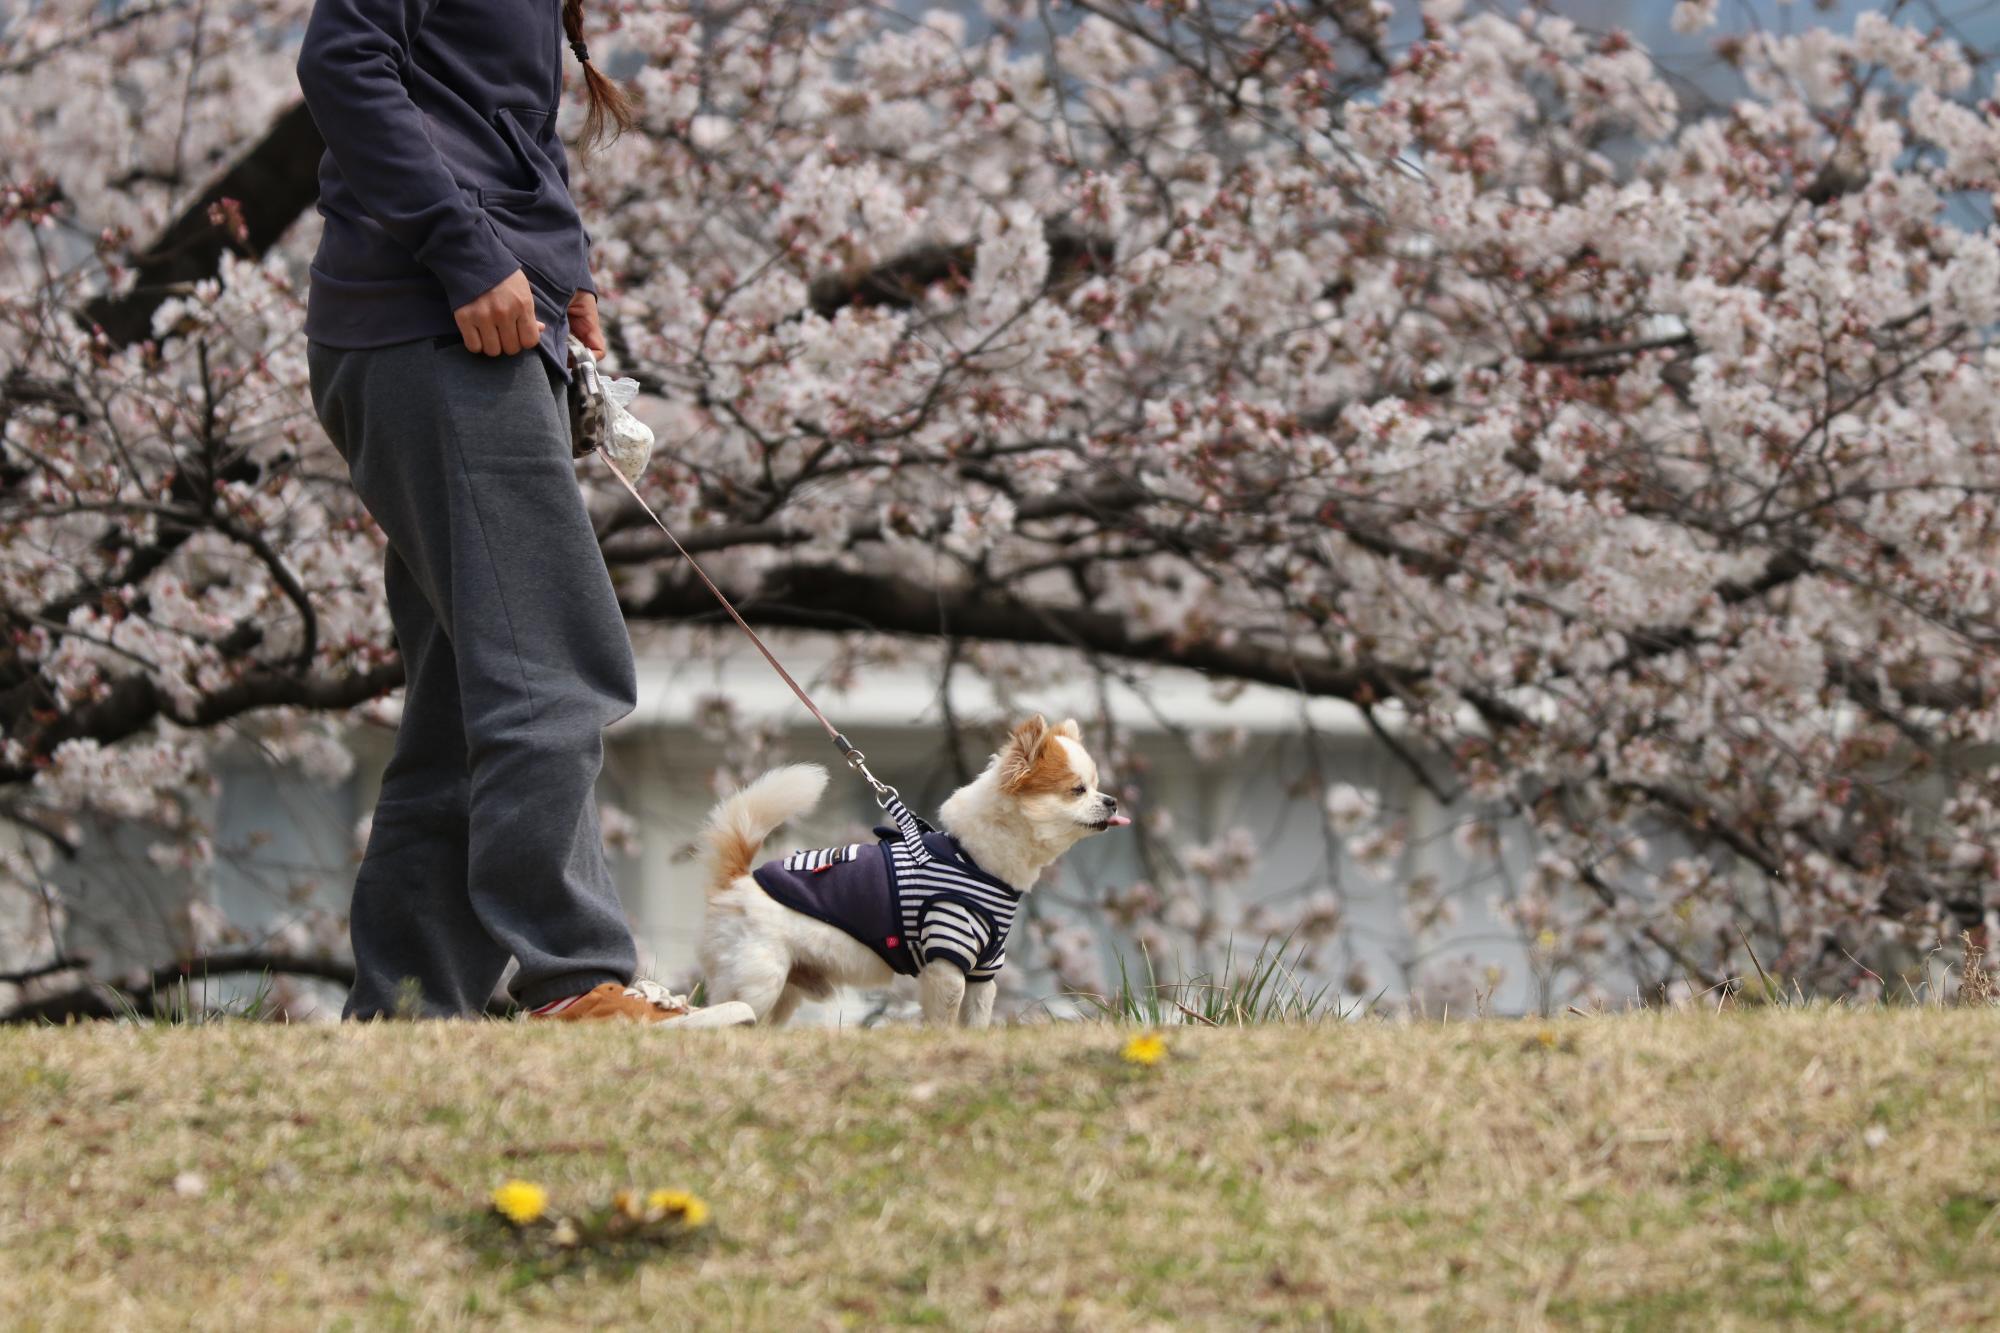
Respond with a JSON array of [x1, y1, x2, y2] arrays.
[[600, 374, 655, 484], [566, 334, 655, 484]]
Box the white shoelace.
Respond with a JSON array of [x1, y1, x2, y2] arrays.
[[626, 979, 693, 1013], [528, 979, 694, 1017]]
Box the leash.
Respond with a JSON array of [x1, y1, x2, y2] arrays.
[[593, 448, 902, 808]]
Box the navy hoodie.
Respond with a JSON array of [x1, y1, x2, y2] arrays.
[[295, 0, 594, 379], [751, 795, 1025, 982]]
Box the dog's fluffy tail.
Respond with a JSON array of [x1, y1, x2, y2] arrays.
[[701, 763, 829, 893]]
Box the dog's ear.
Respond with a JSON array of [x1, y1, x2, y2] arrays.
[[997, 714, 1053, 791], [1054, 717, 1082, 740]]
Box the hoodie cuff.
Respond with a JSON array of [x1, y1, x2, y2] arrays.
[[420, 212, 524, 313], [922, 947, 973, 973]]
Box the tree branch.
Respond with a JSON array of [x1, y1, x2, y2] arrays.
[[83, 101, 325, 347], [622, 562, 1395, 703], [805, 218, 1112, 319], [0, 949, 355, 1024], [0, 661, 404, 783], [0, 955, 89, 988]]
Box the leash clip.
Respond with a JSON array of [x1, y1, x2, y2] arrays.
[[834, 733, 900, 809]]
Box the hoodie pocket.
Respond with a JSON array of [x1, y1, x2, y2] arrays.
[[492, 106, 561, 192], [481, 107, 588, 296], [479, 183, 543, 210]]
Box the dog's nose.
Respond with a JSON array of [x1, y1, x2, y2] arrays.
[[1104, 796, 1118, 813]]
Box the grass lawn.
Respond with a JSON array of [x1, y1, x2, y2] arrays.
[[3, 1009, 1997, 1329]]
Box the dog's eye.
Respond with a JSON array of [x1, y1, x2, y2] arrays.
[[1071, 784, 1087, 796]]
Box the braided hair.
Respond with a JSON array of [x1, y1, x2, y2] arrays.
[[562, 0, 635, 151]]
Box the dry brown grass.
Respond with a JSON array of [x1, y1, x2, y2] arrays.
[[2, 1009, 1996, 1329]]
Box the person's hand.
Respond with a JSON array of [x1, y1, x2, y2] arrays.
[[453, 269, 542, 356], [568, 290, 607, 359]]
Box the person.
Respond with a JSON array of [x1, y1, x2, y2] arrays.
[[296, 0, 749, 1026]]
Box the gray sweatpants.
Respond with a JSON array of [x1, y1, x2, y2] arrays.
[[307, 335, 639, 1018]]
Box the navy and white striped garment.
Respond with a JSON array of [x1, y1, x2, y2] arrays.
[[751, 794, 1023, 981], [780, 843, 865, 874]]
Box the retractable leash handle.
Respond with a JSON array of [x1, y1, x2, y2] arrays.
[[590, 448, 904, 810]]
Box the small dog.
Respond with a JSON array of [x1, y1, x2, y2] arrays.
[[696, 715, 1129, 1026]]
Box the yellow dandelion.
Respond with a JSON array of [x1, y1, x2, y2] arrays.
[[1122, 1032, 1168, 1066], [647, 1188, 711, 1228], [491, 1179, 548, 1225], [1535, 1027, 1558, 1049]]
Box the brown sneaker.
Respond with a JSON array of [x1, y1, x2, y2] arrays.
[[528, 982, 756, 1028]]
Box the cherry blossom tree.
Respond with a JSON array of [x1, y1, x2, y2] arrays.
[[5, 0, 2000, 1017]]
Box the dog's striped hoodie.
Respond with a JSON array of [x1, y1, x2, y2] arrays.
[[751, 795, 1022, 980]]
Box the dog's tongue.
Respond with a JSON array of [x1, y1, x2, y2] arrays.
[[1108, 814, 1132, 827]]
